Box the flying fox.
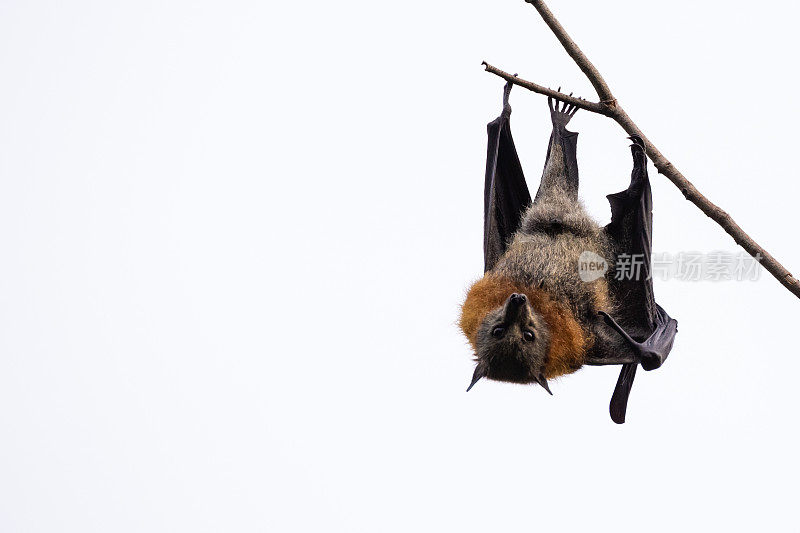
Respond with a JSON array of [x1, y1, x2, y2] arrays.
[[459, 82, 677, 423]]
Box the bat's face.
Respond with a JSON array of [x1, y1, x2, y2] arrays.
[[468, 293, 552, 394]]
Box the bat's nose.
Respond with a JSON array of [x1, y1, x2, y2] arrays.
[[509, 293, 527, 305], [503, 293, 528, 323]]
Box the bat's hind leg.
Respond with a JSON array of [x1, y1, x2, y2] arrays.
[[534, 93, 581, 203]]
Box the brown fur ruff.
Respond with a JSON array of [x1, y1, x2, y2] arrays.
[[459, 274, 590, 379]]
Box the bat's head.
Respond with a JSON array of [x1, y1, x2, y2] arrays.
[[467, 292, 553, 394]]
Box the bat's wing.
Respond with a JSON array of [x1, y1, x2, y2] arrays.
[[483, 81, 532, 272], [600, 136, 678, 423]]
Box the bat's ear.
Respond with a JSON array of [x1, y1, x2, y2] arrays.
[[466, 364, 486, 392], [535, 374, 553, 396]]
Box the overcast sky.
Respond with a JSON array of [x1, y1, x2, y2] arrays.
[[1, 1, 799, 531]]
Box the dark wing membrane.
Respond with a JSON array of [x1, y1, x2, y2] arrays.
[[608, 363, 637, 424], [605, 140, 656, 337], [483, 83, 531, 272], [603, 138, 678, 424]]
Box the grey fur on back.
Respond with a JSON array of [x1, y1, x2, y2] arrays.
[[493, 185, 612, 322], [491, 105, 612, 323]]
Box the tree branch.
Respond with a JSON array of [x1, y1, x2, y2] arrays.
[[481, 62, 610, 116], [483, 0, 800, 299], [525, 0, 615, 104]]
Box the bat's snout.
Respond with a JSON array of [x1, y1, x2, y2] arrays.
[[509, 293, 526, 305], [503, 293, 528, 322]]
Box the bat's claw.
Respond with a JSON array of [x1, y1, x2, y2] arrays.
[[502, 75, 519, 104], [627, 135, 647, 166], [627, 135, 645, 148], [501, 79, 516, 116], [548, 92, 580, 128]]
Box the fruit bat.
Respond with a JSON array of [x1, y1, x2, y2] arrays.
[[459, 81, 678, 423]]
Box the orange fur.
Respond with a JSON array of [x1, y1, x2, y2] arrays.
[[459, 274, 590, 379]]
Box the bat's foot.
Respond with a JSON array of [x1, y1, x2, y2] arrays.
[[501, 78, 516, 116], [628, 135, 645, 148], [628, 135, 647, 167], [548, 89, 580, 128], [598, 306, 678, 371]]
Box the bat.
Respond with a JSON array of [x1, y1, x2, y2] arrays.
[[459, 81, 678, 423]]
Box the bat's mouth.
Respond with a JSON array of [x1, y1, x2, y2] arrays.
[[486, 357, 531, 383], [467, 356, 552, 395]]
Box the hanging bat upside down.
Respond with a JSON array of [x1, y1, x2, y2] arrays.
[[459, 82, 678, 423]]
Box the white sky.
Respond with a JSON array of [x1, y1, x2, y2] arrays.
[[1, 1, 799, 531]]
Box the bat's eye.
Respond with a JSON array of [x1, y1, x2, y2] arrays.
[[522, 330, 535, 342], [491, 327, 505, 338]]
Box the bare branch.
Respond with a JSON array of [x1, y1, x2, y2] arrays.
[[481, 62, 610, 116], [485, 0, 800, 298], [610, 109, 800, 298], [525, 0, 615, 104]]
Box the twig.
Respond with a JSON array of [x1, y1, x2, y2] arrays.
[[482, 62, 608, 115], [483, 0, 800, 299], [525, 0, 615, 104]]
